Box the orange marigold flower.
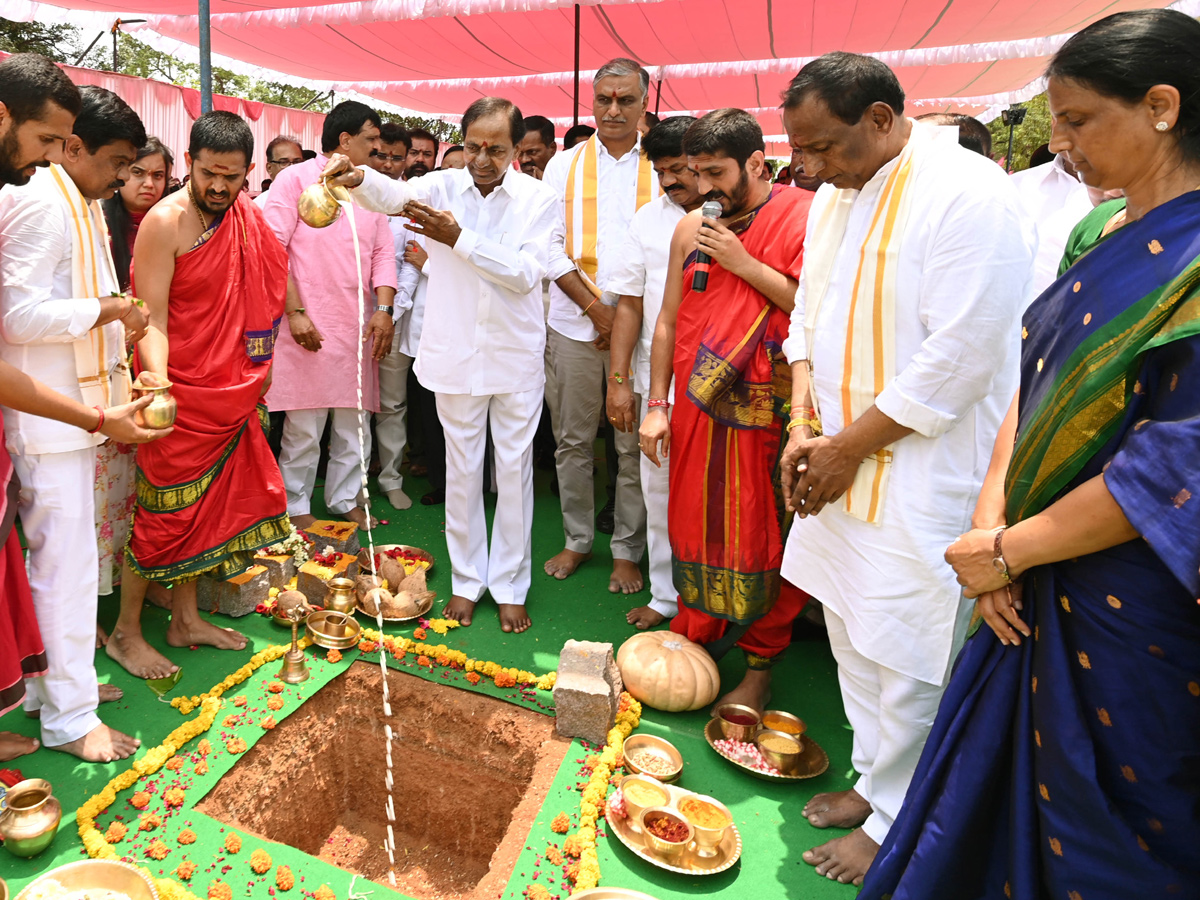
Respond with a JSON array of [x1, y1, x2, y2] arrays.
[[314, 886, 336, 900], [233, 696, 247, 707], [208, 881, 232, 900], [195, 759, 209, 776], [525, 886, 551, 900], [146, 839, 169, 860], [267, 681, 285, 694], [391, 648, 406, 661], [175, 861, 197, 881], [266, 695, 284, 711], [178, 829, 197, 845], [276, 865, 294, 890], [358, 640, 377, 653], [222, 715, 240, 727], [417, 655, 432, 668], [130, 791, 151, 809], [494, 671, 517, 689], [226, 738, 247, 754], [545, 845, 564, 866], [224, 832, 242, 853], [466, 672, 481, 685], [138, 813, 161, 832], [550, 812, 570, 834], [326, 649, 343, 663], [260, 716, 277, 730], [198, 738, 212, 756], [249, 848, 272, 874], [104, 822, 127, 843], [163, 788, 186, 808], [565, 863, 580, 883], [562, 834, 584, 858], [412, 628, 427, 641], [165, 756, 184, 771], [436, 655, 452, 667]]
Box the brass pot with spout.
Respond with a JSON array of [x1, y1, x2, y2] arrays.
[[0, 778, 62, 857], [324, 577, 357, 614], [131, 377, 177, 429], [297, 178, 350, 229]]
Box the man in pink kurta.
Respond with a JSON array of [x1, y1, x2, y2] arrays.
[[262, 101, 397, 529]]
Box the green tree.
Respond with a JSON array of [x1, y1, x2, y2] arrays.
[[987, 92, 1053, 171], [0, 18, 85, 62]]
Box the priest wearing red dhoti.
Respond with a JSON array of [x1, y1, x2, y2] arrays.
[[106, 111, 291, 680], [639, 109, 811, 713]]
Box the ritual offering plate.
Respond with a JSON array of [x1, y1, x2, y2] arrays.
[[354, 589, 435, 623], [622, 734, 684, 783], [15, 860, 159, 900], [570, 890, 663, 900], [305, 609, 362, 650], [605, 780, 741, 875], [357, 544, 435, 575], [704, 718, 828, 781]]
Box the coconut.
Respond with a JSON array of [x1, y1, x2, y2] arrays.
[[356, 573, 383, 601], [361, 587, 393, 617], [276, 590, 310, 616], [379, 556, 407, 591], [382, 590, 420, 619]]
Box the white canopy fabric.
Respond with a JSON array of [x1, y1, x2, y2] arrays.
[[2, 0, 1196, 141]]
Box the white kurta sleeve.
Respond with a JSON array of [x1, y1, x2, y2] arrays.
[[782, 277, 808, 363], [350, 166, 420, 215], [605, 210, 647, 298], [541, 151, 577, 283]]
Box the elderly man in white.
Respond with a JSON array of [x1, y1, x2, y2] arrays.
[[777, 54, 1035, 886], [323, 96, 557, 634], [0, 86, 149, 763]]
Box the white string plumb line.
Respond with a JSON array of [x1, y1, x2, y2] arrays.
[[337, 194, 398, 888]]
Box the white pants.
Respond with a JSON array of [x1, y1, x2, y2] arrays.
[[639, 394, 677, 618], [16, 448, 101, 746], [436, 389, 541, 606], [825, 608, 952, 846], [279, 407, 370, 516], [376, 341, 413, 493]]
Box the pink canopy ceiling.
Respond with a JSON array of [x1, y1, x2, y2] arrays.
[[1, 0, 1194, 139]]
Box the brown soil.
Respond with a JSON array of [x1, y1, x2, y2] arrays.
[[196, 662, 570, 900]]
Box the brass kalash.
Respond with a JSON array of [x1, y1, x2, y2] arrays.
[[297, 177, 350, 229]]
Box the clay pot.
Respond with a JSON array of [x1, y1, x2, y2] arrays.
[[0, 778, 62, 857]]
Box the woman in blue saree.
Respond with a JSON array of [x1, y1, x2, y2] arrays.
[[860, 10, 1200, 899]]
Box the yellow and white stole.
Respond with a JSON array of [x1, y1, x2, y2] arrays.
[[564, 135, 657, 297], [802, 125, 931, 524], [47, 164, 131, 411]]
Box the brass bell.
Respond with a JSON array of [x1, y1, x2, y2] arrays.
[[297, 178, 350, 229]]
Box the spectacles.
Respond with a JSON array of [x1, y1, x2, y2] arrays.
[[373, 154, 407, 164], [268, 158, 302, 167]]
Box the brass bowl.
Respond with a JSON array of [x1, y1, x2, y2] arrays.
[[297, 179, 349, 229], [761, 709, 806, 738], [305, 609, 361, 649], [15, 860, 159, 900], [618, 774, 670, 834], [714, 703, 761, 742], [638, 806, 693, 865], [676, 793, 732, 859], [755, 728, 804, 776], [622, 734, 683, 783]]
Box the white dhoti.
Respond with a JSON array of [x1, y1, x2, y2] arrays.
[[436, 389, 542, 605], [16, 448, 101, 746], [638, 394, 676, 618], [279, 407, 370, 516], [376, 336, 413, 494]]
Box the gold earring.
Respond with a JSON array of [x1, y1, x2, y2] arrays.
[[1155, 121, 1170, 132]]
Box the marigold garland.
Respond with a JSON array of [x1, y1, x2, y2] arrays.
[[169, 639, 309, 714]]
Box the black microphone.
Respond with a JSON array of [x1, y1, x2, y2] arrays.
[[692, 199, 723, 293]]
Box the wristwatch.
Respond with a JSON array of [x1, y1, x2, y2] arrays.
[[375, 304, 394, 315], [991, 527, 1011, 583]]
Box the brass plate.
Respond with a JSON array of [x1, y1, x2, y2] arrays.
[[605, 781, 741, 876], [570, 890, 663, 900], [305, 609, 362, 649], [704, 719, 829, 781], [354, 590, 436, 623], [357, 544, 435, 574], [16, 861, 159, 900]]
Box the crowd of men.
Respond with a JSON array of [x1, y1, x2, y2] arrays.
[[0, 45, 1106, 888]]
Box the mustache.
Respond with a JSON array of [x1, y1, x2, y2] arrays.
[[107, 179, 125, 190], [407, 163, 430, 177]]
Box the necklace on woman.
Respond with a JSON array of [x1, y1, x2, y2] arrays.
[[187, 180, 209, 231]]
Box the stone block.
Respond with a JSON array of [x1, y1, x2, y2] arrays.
[[255, 554, 296, 590], [303, 520, 361, 557], [295, 553, 359, 606], [196, 565, 271, 618], [553, 640, 622, 746]]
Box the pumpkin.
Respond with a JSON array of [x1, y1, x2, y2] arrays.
[[616, 632, 720, 712]]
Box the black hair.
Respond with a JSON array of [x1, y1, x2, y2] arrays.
[[1027, 143, 1055, 168], [102, 136, 176, 291], [780, 51, 905, 125], [73, 85, 146, 154], [378, 122, 411, 150], [265, 134, 301, 163], [682, 108, 764, 168], [641, 115, 696, 162], [915, 112, 993, 157], [188, 110, 253, 165], [563, 123, 595, 149], [0, 53, 81, 125], [443, 144, 463, 156], [302, 149, 317, 161], [407, 128, 439, 155], [321, 100, 382, 154], [1046, 8, 1200, 163], [642, 111, 660, 129], [522, 115, 556, 148], [461, 97, 525, 145]]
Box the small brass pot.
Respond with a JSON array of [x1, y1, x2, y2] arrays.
[[0, 778, 62, 857], [324, 577, 357, 614], [131, 379, 177, 429], [297, 179, 350, 229]]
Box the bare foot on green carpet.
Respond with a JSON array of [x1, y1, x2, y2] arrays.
[[710, 667, 772, 716], [26, 682, 125, 719], [499, 604, 531, 634], [106, 630, 180, 679], [47, 722, 139, 763], [290, 513, 317, 529], [0, 731, 39, 760], [626, 605, 666, 629], [96, 623, 108, 648], [344, 506, 377, 531], [803, 827, 879, 886], [609, 558, 644, 594], [146, 582, 173, 610], [166, 617, 247, 651], [803, 788, 872, 829], [544, 548, 591, 580], [443, 595, 475, 626]]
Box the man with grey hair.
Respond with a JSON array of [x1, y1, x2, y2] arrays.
[[255, 135, 302, 205], [542, 57, 655, 596]]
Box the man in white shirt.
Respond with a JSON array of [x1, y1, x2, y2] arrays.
[[0, 85, 150, 763], [542, 57, 655, 594], [324, 97, 557, 634], [778, 54, 1035, 884], [1009, 151, 1093, 297], [605, 115, 700, 629], [254, 135, 302, 208]]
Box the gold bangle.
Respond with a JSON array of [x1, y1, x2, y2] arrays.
[[786, 416, 819, 432]]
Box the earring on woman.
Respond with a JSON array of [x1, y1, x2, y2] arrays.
[[1155, 121, 1170, 132]]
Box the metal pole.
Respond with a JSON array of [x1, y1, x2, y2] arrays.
[[1005, 122, 1015, 173], [654, 78, 662, 117], [572, 3, 580, 126], [112, 21, 118, 71], [198, 0, 213, 114]]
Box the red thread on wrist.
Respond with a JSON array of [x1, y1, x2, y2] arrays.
[[87, 406, 105, 434]]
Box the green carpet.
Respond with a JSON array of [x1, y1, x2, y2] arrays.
[[0, 466, 859, 899]]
